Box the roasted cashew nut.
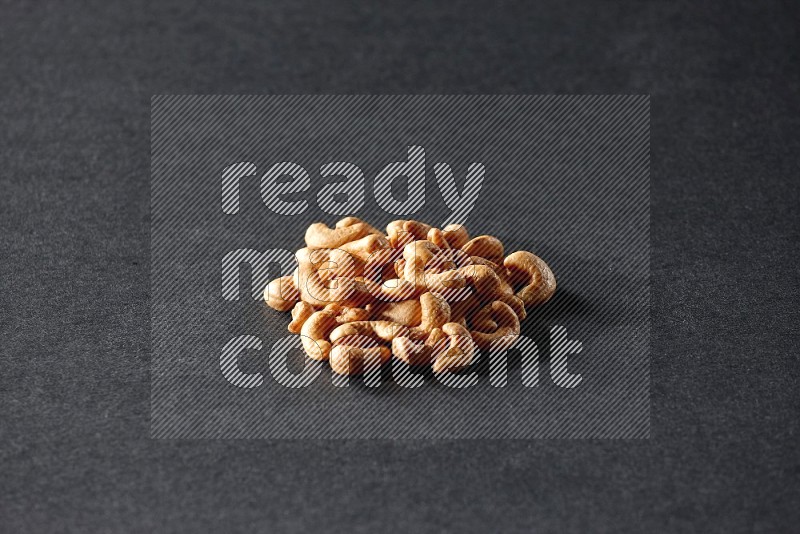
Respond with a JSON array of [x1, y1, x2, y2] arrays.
[[386, 219, 433, 248], [366, 299, 422, 326], [503, 251, 557, 308], [469, 301, 521, 351], [300, 310, 339, 361], [305, 217, 382, 249], [442, 224, 470, 249], [461, 235, 504, 264], [402, 240, 466, 294], [264, 275, 300, 312], [329, 320, 410, 345], [298, 305, 373, 360], [288, 301, 315, 333], [431, 322, 477, 373]]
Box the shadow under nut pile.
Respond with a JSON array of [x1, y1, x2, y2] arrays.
[[265, 217, 556, 376]]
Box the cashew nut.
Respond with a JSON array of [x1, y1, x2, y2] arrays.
[[461, 235, 504, 263], [300, 310, 339, 361], [469, 301, 521, 350], [432, 322, 476, 373], [288, 301, 315, 333], [305, 218, 382, 249], [503, 251, 557, 308], [442, 224, 470, 249], [264, 275, 300, 312]]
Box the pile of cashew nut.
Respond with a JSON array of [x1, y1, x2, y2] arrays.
[[264, 217, 556, 376]]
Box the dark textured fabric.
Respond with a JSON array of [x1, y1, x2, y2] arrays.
[[1, 0, 798, 532]]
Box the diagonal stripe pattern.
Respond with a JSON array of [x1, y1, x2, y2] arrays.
[[151, 95, 650, 439]]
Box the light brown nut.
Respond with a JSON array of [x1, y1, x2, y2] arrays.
[[432, 322, 476, 373], [299, 310, 339, 361], [503, 251, 557, 308], [391, 326, 446, 367], [338, 234, 391, 263], [294, 247, 361, 307], [323, 303, 371, 324], [329, 320, 410, 344], [288, 301, 315, 333], [427, 228, 451, 249], [305, 219, 381, 249], [401, 241, 466, 294], [335, 217, 382, 233], [264, 275, 300, 311], [469, 301, 521, 351], [442, 224, 469, 249], [367, 299, 422, 326], [461, 235, 504, 263], [386, 220, 433, 248], [408, 292, 451, 339]]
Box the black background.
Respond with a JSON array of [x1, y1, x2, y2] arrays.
[[2, 0, 798, 532]]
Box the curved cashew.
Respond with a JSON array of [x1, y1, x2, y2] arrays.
[[386, 220, 433, 248], [305, 218, 381, 249], [427, 227, 450, 249], [324, 303, 370, 323], [443, 224, 470, 249], [432, 323, 476, 373], [288, 301, 315, 333], [503, 251, 556, 308], [300, 310, 339, 360], [335, 216, 382, 233], [367, 299, 422, 325], [469, 301, 521, 350], [299, 304, 373, 360], [402, 241, 466, 294], [338, 233, 391, 263], [294, 247, 361, 306], [392, 327, 446, 366], [461, 235, 504, 263], [264, 275, 300, 311], [408, 292, 450, 339], [329, 320, 410, 345]]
